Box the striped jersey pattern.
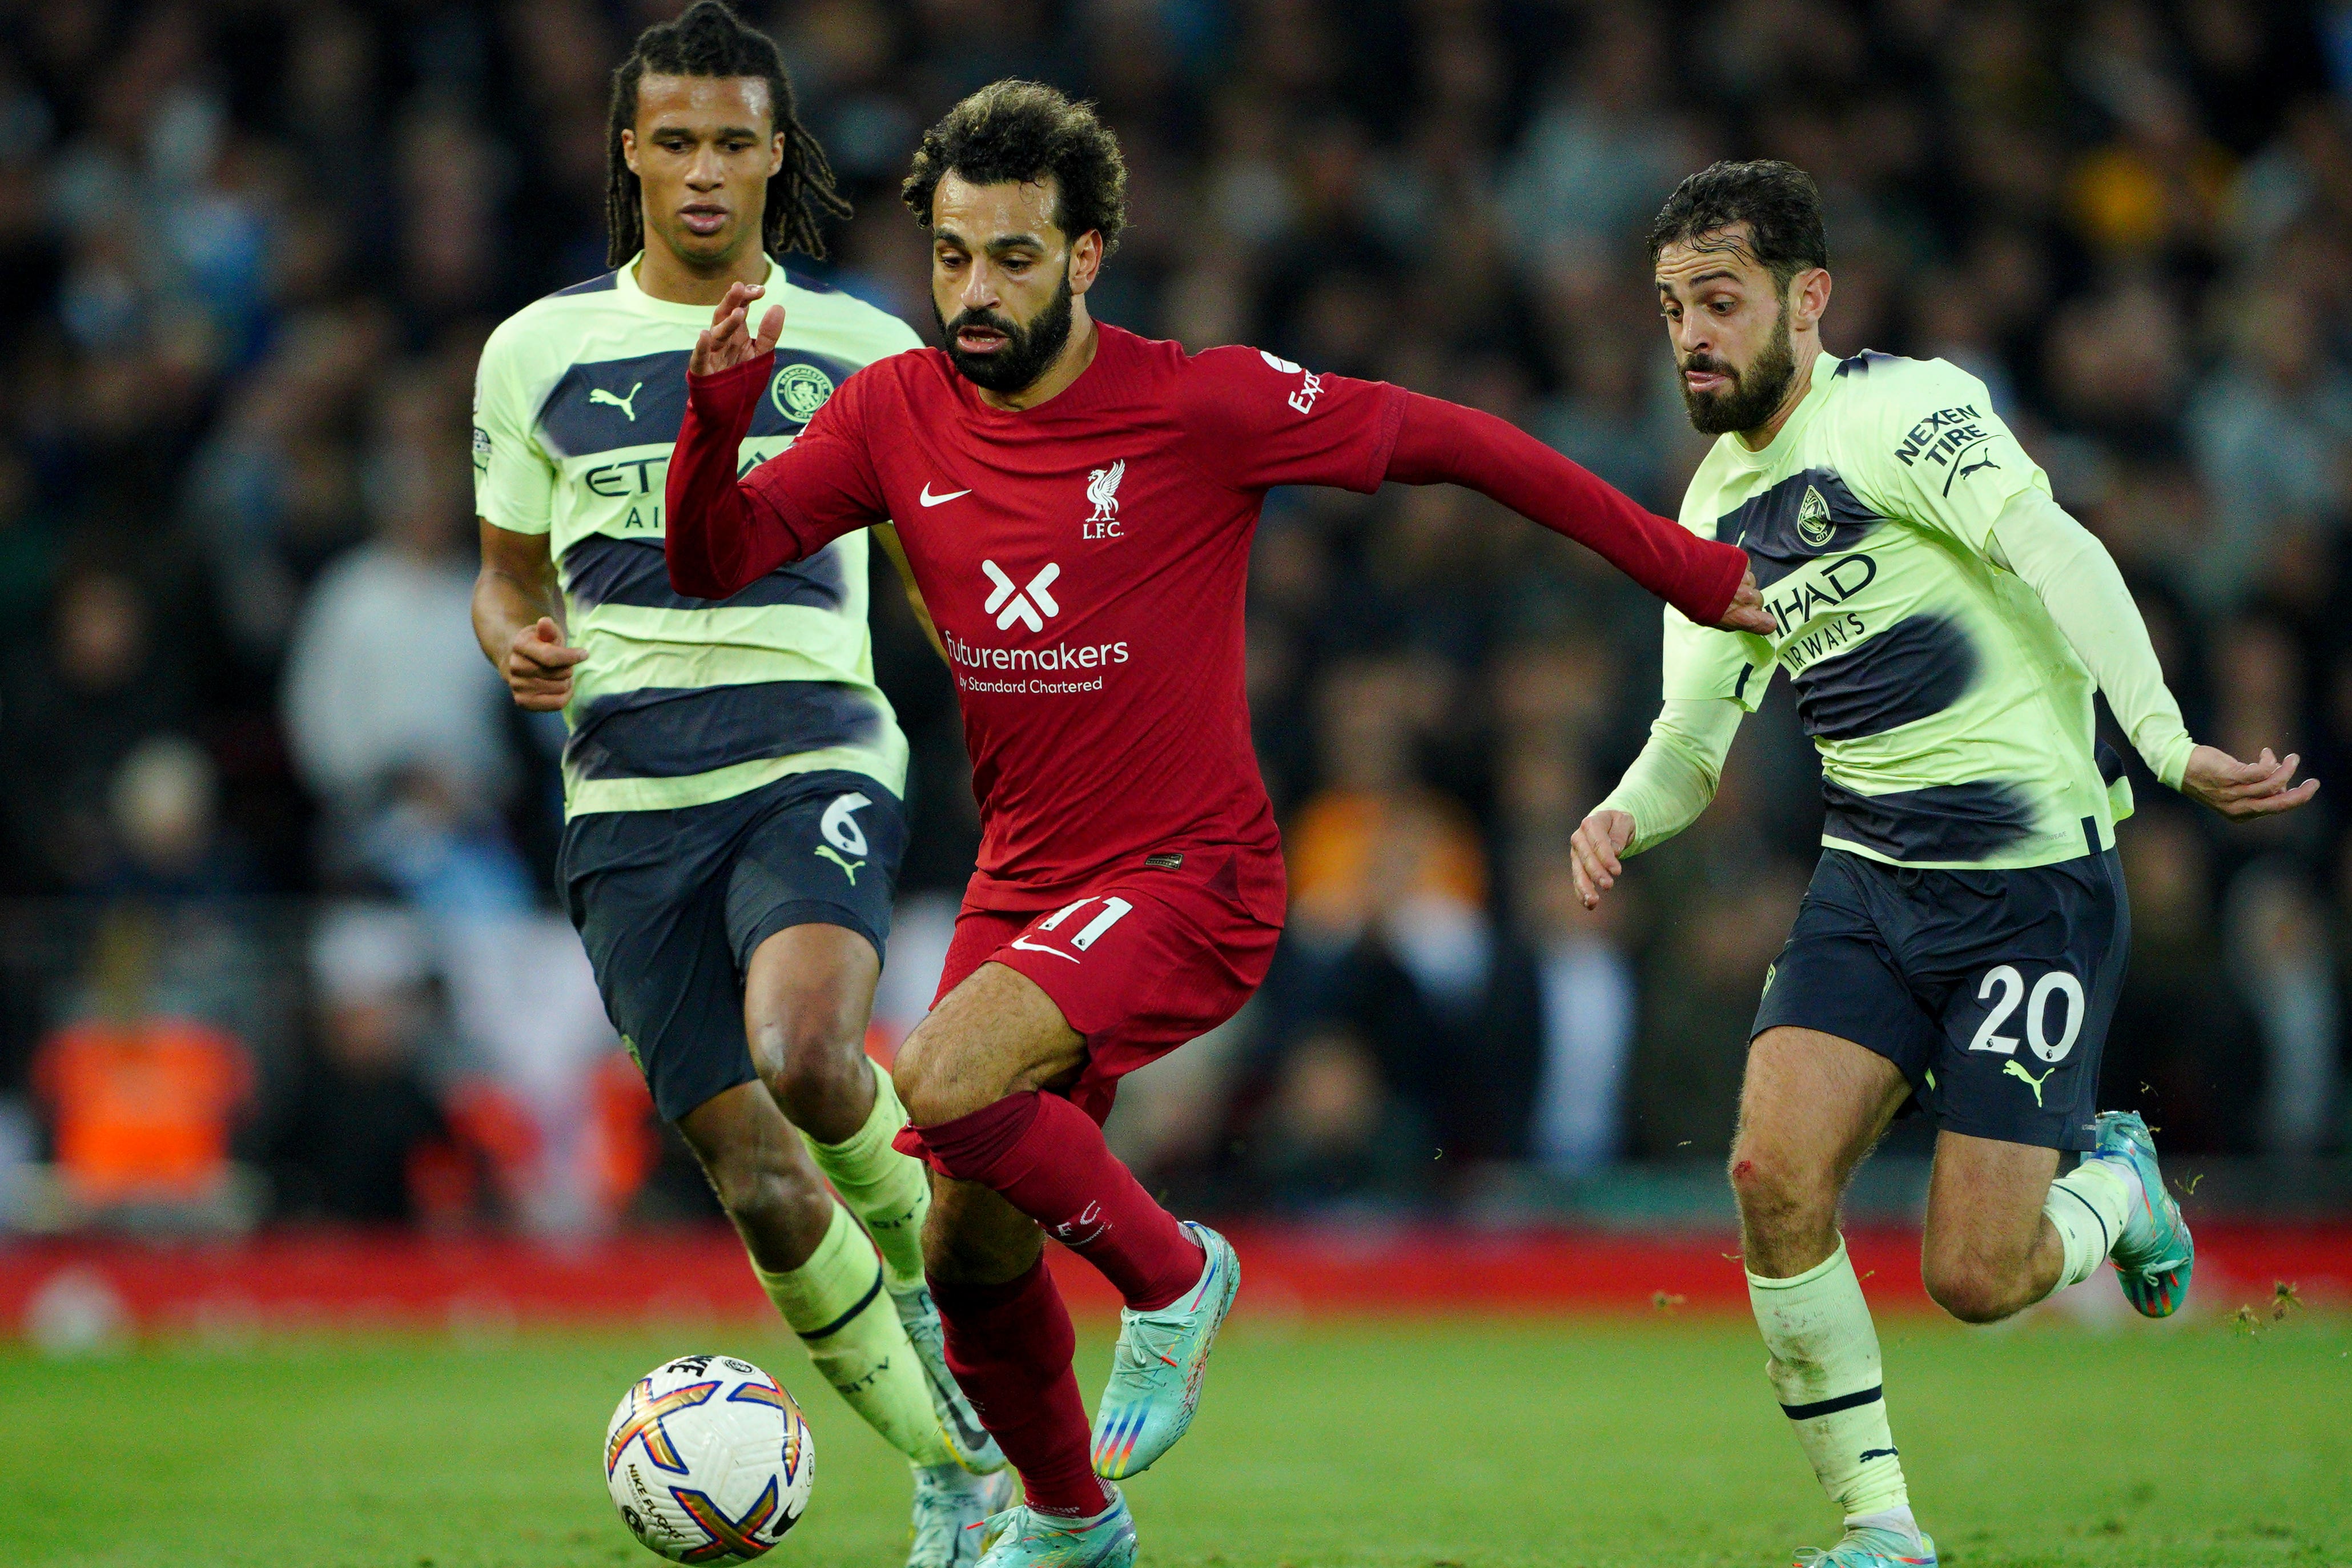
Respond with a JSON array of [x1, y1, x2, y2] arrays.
[[472, 254, 916, 815], [1663, 350, 2127, 870]]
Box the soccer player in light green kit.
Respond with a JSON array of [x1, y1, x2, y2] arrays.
[[468, 7, 1005, 1563], [1571, 162, 2318, 1568]]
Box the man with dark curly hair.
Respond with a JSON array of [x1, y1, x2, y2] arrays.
[[665, 80, 1771, 1568]]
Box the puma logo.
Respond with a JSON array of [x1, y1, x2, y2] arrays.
[[814, 845, 865, 883], [590, 382, 643, 420], [1942, 437, 2001, 494], [2004, 1059, 2053, 1106]]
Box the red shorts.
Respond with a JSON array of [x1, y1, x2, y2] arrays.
[[934, 847, 1285, 1124]]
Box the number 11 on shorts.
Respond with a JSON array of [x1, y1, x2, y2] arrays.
[[1013, 896, 1133, 962]]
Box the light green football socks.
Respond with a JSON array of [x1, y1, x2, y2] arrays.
[[802, 1055, 931, 1290], [2041, 1150, 2139, 1292], [1748, 1237, 1912, 1522], [753, 1201, 952, 1469]]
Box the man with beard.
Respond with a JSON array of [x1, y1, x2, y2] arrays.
[[1571, 159, 2316, 1567], [665, 81, 1771, 1568]]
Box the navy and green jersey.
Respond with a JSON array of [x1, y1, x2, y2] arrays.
[[472, 254, 916, 815], [1665, 349, 2127, 870]]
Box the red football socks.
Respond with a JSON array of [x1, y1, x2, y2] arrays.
[[903, 1095, 1209, 1519], [912, 1091, 1206, 1311], [932, 1260, 1109, 1519]]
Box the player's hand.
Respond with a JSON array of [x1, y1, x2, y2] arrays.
[[2181, 744, 2319, 820], [504, 616, 586, 710], [689, 282, 784, 377], [1569, 809, 1637, 910], [1715, 568, 1774, 636]]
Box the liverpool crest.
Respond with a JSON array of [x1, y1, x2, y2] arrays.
[[1083, 459, 1126, 538]]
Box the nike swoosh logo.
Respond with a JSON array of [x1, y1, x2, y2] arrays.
[[933, 1372, 992, 1453], [920, 483, 970, 507], [1008, 937, 1080, 962]]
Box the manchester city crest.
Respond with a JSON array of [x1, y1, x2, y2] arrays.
[[1796, 485, 1834, 548], [773, 361, 837, 422]]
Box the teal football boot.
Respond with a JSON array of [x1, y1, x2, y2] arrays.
[[1089, 1222, 1239, 1479], [2094, 1109, 2193, 1317], [973, 1487, 1136, 1568], [1792, 1525, 1939, 1566], [908, 1465, 1015, 1568]]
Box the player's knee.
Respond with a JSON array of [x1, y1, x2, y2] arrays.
[[891, 1034, 939, 1123], [1727, 1142, 1825, 1224], [891, 1028, 974, 1127], [751, 1000, 867, 1124], [1921, 1255, 2023, 1325]]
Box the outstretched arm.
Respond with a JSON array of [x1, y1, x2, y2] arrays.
[[1177, 346, 1764, 630], [666, 282, 888, 599], [1384, 392, 1771, 634], [1987, 489, 2318, 820], [1570, 697, 1745, 908]]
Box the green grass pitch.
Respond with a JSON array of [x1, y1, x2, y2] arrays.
[[2, 1313, 2346, 1567]]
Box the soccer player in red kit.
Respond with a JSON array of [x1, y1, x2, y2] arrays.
[[667, 81, 1770, 1568]]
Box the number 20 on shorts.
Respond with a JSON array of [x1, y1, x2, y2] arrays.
[[1965, 964, 2084, 1062]]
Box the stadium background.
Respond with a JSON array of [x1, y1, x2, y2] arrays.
[[0, 0, 2347, 1321]]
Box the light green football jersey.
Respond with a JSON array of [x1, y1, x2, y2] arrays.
[[473, 254, 918, 816], [1665, 348, 2130, 870]]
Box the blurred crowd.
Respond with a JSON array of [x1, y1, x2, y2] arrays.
[[0, 0, 2346, 1233]]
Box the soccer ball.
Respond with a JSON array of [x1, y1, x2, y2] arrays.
[[604, 1354, 815, 1563]]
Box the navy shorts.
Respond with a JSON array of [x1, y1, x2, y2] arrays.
[[558, 769, 906, 1123], [1751, 834, 2129, 1151]]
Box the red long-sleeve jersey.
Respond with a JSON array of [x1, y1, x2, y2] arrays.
[[669, 324, 1745, 912]]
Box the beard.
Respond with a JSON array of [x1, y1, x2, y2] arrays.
[[936, 274, 1075, 393], [1680, 301, 1799, 436]]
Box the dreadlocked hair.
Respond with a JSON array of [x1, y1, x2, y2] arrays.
[[604, 0, 851, 268]]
